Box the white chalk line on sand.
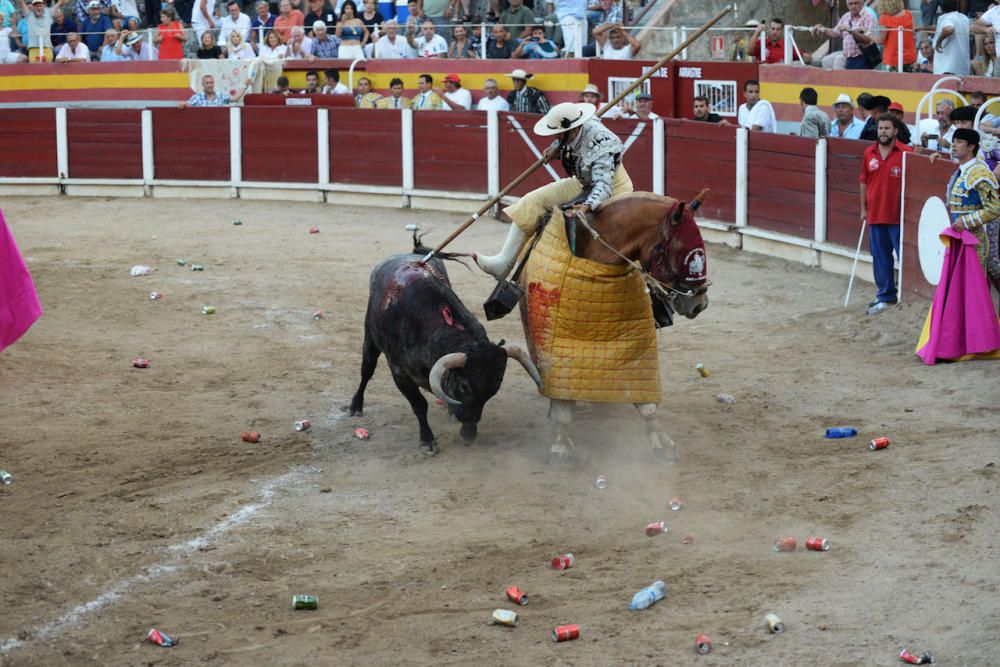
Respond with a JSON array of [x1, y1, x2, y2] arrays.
[[0, 466, 314, 655]]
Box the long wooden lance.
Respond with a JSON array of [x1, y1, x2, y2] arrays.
[[420, 4, 733, 264]]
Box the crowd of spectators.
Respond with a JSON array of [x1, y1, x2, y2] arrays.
[[2, 0, 643, 62]]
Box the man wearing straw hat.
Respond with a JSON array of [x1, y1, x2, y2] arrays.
[[506, 68, 550, 114], [475, 101, 632, 277]]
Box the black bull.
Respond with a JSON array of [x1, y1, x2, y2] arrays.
[[349, 247, 541, 455]]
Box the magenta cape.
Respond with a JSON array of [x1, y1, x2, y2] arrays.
[[0, 210, 42, 352], [915, 227, 1000, 364]]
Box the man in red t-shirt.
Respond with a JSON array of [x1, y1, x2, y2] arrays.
[[749, 18, 785, 64], [859, 114, 912, 314]]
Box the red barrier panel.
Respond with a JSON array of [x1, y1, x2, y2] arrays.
[[413, 110, 488, 193], [664, 120, 737, 223], [901, 153, 953, 300], [329, 108, 402, 187], [604, 117, 653, 193], [826, 137, 867, 250], [499, 112, 568, 198], [152, 108, 230, 181], [242, 107, 318, 183], [67, 109, 142, 179], [747, 132, 815, 238], [0, 109, 57, 178]]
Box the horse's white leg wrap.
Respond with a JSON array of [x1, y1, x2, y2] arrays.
[[549, 399, 576, 456], [475, 224, 527, 278], [635, 403, 677, 459]]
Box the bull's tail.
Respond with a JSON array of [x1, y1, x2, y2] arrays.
[[413, 232, 471, 268]]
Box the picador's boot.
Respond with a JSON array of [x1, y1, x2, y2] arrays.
[[475, 223, 527, 278]]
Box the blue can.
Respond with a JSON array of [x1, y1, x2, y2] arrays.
[[825, 427, 858, 438]]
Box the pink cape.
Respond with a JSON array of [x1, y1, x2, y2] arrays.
[[916, 227, 1000, 365], [0, 209, 43, 353]]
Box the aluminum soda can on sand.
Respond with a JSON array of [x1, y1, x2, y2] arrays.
[[354, 427, 370, 440], [405, 224, 420, 231], [292, 594, 318, 610], [149, 291, 162, 300], [492, 609, 518, 627], [645, 521, 668, 537], [765, 613, 784, 633], [681, 534, 694, 544], [176, 258, 186, 266], [309, 226, 320, 234], [233, 219, 242, 225], [312, 310, 323, 320], [595, 474, 608, 489], [505, 585, 528, 606], [870, 436, 890, 450], [806, 537, 830, 551], [774, 537, 797, 552], [295, 420, 311, 432], [241, 431, 260, 443], [132, 357, 149, 368], [899, 649, 935, 664], [669, 496, 684, 511], [695, 633, 712, 654], [551, 624, 579, 642], [552, 553, 575, 570], [147, 628, 178, 647], [695, 362, 709, 377], [190, 264, 204, 271], [201, 306, 216, 315], [0, 470, 12, 485]]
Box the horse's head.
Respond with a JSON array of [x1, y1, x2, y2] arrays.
[[648, 195, 709, 319]]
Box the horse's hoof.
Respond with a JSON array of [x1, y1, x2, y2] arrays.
[[548, 449, 574, 464], [420, 441, 438, 456], [651, 445, 678, 464]]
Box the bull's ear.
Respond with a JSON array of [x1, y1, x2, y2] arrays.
[[670, 202, 686, 227]]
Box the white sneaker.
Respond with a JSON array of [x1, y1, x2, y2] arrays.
[[866, 301, 889, 315]]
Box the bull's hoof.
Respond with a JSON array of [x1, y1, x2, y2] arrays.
[[349, 405, 363, 417], [420, 441, 438, 457]]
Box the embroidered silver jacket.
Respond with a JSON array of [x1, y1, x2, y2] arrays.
[[554, 118, 624, 209]]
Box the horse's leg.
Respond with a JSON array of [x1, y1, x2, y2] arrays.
[[548, 399, 576, 463], [635, 403, 678, 462]]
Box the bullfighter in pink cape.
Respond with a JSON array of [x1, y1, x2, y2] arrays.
[[0, 209, 43, 353]]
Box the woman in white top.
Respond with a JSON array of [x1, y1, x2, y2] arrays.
[[228, 30, 256, 59], [973, 34, 1000, 77], [258, 29, 289, 60]]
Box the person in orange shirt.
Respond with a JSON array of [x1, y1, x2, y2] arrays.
[[876, 0, 915, 72], [153, 5, 186, 60], [273, 0, 304, 43]]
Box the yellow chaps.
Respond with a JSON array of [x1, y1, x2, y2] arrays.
[[505, 165, 634, 235]]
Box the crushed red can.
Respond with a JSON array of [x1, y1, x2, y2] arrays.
[[806, 536, 830, 551], [870, 437, 890, 450], [681, 534, 694, 544], [309, 226, 320, 234], [295, 420, 311, 432], [132, 357, 149, 368], [551, 624, 579, 642], [774, 537, 797, 552], [552, 553, 575, 570], [645, 521, 668, 537], [505, 585, 528, 606], [695, 633, 712, 654], [147, 628, 178, 647], [241, 431, 260, 443], [899, 649, 935, 664], [354, 427, 370, 440], [312, 310, 323, 320]]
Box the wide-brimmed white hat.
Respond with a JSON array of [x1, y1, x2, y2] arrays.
[[534, 102, 596, 137], [508, 68, 533, 81], [832, 93, 854, 108], [581, 83, 601, 97], [125, 32, 142, 46]]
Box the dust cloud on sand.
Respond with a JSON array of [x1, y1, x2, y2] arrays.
[[0, 197, 997, 666]]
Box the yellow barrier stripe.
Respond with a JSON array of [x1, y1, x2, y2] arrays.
[[761, 81, 955, 114], [0, 72, 188, 91]]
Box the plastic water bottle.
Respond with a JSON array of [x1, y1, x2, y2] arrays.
[[629, 580, 667, 610], [825, 427, 858, 438]]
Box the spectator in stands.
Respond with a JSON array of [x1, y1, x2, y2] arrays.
[[513, 23, 559, 59], [50, 8, 77, 50], [737, 79, 775, 133], [799, 87, 829, 138], [272, 74, 291, 94], [554, 0, 587, 57], [589, 0, 623, 37], [467, 21, 481, 52], [921, 99, 955, 150], [74, 0, 107, 27], [304, 0, 335, 33], [412, 72, 442, 109], [476, 77, 509, 110], [372, 18, 411, 57], [404, 0, 423, 35], [97, 26, 121, 59], [219, 0, 251, 45], [887, 101, 912, 145], [13, 14, 28, 56], [0, 0, 15, 28], [408, 18, 446, 57], [693, 95, 726, 123], [250, 0, 275, 48], [274, 0, 304, 42], [153, 5, 185, 59], [190, 0, 217, 44], [578, 82, 624, 118], [484, 22, 514, 58], [376, 76, 410, 107], [860, 95, 890, 142], [115, 30, 154, 59], [227, 28, 255, 57], [360, 0, 381, 40], [877, 0, 916, 71], [594, 22, 639, 59], [298, 69, 319, 92], [933, 0, 970, 75], [436, 72, 472, 110], [78, 1, 109, 53], [419, 0, 448, 39], [288, 25, 312, 57], [21, 0, 70, 62], [501, 0, 533, 39], [259, 27, 289, 59], [355, 75, 383, 106], [310, 20, 340, 57], [322, 67, 348, 93], [949, 105, 978, 134], [54, 29, 87, 60], [830, 93, 865, 139], [748, 17, 785, 64], [109, 0, 139, 31], [197, 30, 224, 57], [921, 0, 939, 27], [916, 38, 934, 71], [973, 33, 998, 75], [972, 1, 1000, 58], [335, 0, 366, 59], [812, 0, 876, 70], [182, 73, 251, 107], [859, 114, 911, 315], [622, 92, 659, 120], [507, 68, 549, 113], [447, 23, 477, 57]]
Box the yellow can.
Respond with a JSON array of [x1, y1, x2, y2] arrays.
[[696, 362, 710, 378], [765, 613, 784, 633], [492, 609, 519, 627]]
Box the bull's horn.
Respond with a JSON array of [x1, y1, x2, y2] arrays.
[[670, 201, 687, 226], [502, 344, 542, 389], [429, 352, 467, 406]]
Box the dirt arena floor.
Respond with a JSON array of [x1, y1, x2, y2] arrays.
[[0, 196, 998, 666]]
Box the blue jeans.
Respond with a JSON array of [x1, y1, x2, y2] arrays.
[[870, 223, 901, 303], [845, 54, 870, 69]]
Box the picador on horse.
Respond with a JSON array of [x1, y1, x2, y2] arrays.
[[475, 102, 711, 463]]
